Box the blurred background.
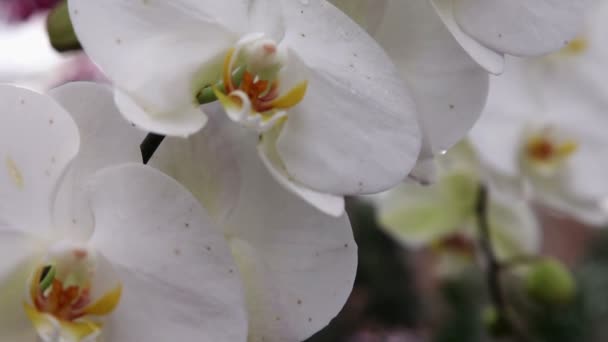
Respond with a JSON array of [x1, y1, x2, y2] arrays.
[[3, 1, 608, 341]]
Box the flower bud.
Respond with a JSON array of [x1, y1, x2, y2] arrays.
[[525, 258, 576, 305]]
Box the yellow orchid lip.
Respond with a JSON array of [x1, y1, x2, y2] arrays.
[[25, 255, 122, 341]]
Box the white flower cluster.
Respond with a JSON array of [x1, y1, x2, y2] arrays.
[[0, 0, 585, 341]]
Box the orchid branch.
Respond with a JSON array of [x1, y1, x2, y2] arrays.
[[475, 185, 535, 342]]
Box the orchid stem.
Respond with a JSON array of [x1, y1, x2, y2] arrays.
[[475, 185, 535, 342], [141, 133, 165, 164], [476, 185, 506, 312]]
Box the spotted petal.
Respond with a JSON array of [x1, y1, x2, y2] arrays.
[[86, 164, 247, 341], [328, 0, 388, 34], [276, 1, 421, 195], [453, 0, 588, 57], [0, 85, 79, 236], [49, 82, 144, 241], [431, 0, 505, 74], [153, 108, 357, 342], [375, 0, 489, 153]]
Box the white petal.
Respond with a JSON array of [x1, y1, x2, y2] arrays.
[[86, 164, 247, 342], [328, 0, 388, 34], [150, 107, 242, 224], [224, 158, 356, 342], [0, 85, 79, 235], [408, 158, 438, 186], [114, 89, 208, 138], [277, 1, 421, 194], [430, 0, 505, 74], [375, 0, 489, 153], [258, 126, 344, 217], [155, 107, 357, 341], [0, 228, 45, 341], [487, 190, 541, 260], [470, 69, 534, 177], [68, 0, 243, 136], [453, 0, 588, 57], [248, 0, 285, 42], [49, 82, 144, 241]]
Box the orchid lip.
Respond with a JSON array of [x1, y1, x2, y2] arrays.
[[23, 241, 122, 341], [214, 33, 308, 132]]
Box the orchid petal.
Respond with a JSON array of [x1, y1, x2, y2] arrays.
[[377, 171, 478, 248], [430, 0, 505, 74], [376, 0, 490, 153], [248, 0, 285, 42], [68, 0, 245, 136], [49, 82, 144, 241], [486, 190, 541, 260], [453, 0, 588, 57], [224, 154, 356, 342], [277, 2, 421, 194], [0, 85, 79, 235], [150, 107, 242, 224], [86, 164, 247, 341], [258, 126, 345, 217], [328, 0, 388, 34], [155, 108, 357, 341]]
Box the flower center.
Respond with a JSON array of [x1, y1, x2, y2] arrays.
[[32, 264, 91, 322], [525, 134, 577, 165], [24, 242, 122, 342], [213, 34, 308, 132], [521, 126, 578, 176]]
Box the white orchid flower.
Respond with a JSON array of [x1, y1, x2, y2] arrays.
[[0, 84, 247, 341], [373, 142, 540, 263], [471, 1, 608, 225], [151, 104, 358, 342], [67, 0, 422, 216]]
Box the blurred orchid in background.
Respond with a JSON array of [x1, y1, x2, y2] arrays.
[[333, 0, 589, 177], [471, 0, 608, 225], [372, 142, 541, 274], [429, 0, 588, 74], [0, 83, 247, 341]]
